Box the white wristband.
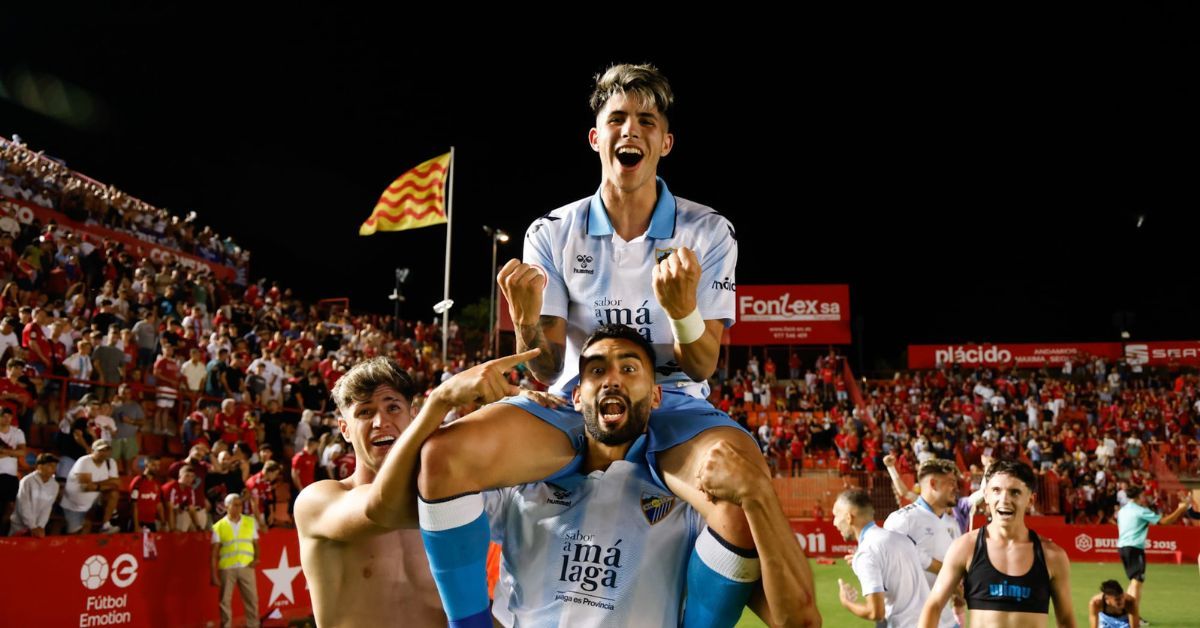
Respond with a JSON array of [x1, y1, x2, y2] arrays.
[[670, 308, 706, 345]]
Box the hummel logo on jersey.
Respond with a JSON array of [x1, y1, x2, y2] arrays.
[[547, 489, 573, 507], [573, 254, 595, 275], [641, 493, 676, 525]]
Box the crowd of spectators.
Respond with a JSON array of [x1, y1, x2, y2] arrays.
[[719, 349, 1200, 523], [0, 135, 249, 270], [0, 135, 500, 537]]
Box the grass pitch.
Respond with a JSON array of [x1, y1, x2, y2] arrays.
[[737, 560, 1199, 627]]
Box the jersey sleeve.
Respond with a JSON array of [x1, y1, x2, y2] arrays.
[[482, 487, 515, 545], [523, 217, 568, 321], [851, 546, 886, 595], [697, 215, 738, 327], [883, 511, 932, 569]]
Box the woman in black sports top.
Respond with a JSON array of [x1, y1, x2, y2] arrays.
[[919, 460, 1077, 628]]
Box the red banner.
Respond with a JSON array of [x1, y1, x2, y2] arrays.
[[730, 285, 851, 346], [788, 519, 857, 558], [908, 343, 1123, 369], [1036, 524, 1200, 563], [0, 196, 239, 282], [1123, 341, 1200, 367], [0, 529, 310, 627]]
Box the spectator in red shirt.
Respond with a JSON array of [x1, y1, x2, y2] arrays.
[[21, 308, 52, 373], [213, 398, 245, 446], [168, 444, 210, 487], [334, 449, 356, 481], [129, 456, 166, 531], [788, 352, 801, 381], [763, 356, 777, 385], [163, 464, 209, 532], [0, 360, 34, 427], [291, 437, 319, 491], [245, 459, 281, 529], [152, 343, 181, 435]]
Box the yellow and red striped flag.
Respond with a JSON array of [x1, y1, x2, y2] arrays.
[[359, 152, 450, 235]]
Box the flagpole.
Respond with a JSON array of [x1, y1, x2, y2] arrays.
[[441, 146, 455, 366]]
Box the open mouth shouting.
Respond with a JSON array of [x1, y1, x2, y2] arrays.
[[994, 505, 1016, 519], [370, 434, 397, 451], [598, 394, 629, 428], [615, 145, 644, 169]]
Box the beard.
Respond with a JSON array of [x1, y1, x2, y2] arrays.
[[581, 392, 652, 446]]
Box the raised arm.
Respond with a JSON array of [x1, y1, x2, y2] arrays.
[[295, 349, 539, 542]]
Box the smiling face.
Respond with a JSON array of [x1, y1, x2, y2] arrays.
[[572, 337, 661, 446], [338, 384, 411, 475], [589, 92, 673, 198], [984, 472, 1034, 522]]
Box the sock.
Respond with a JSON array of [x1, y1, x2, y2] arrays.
[[418, 493, 493, 627], [683, 526, 761, 628]]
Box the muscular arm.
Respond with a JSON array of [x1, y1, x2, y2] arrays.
[[919, 533, 972, 628], [296, 351, 532, 541], [1045, 542, 1076, 627], [1087, 596, 1100, 628], [699, 441, 820, 627], [882, 455, 917, 504], [515, 316, 566, 385]]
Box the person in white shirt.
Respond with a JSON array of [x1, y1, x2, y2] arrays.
[[61, 440, 121, 534], [0, 406, 27, 534], [10, 453, 58, 536], [835, 488, 931, 627], [0, 317, 20, 362], [181, 347, 209, 393], [883, 458, 963, 628]]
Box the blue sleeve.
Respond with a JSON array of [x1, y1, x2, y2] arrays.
[[696, 214, 737, 327], [523, 218, 569, 320]]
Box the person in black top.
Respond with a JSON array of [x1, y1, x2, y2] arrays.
[[920, 460, 1075, 628]]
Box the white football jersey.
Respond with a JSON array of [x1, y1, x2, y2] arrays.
[[883, 497, 960, 628], [485, 452, 704, 627], [524, 178, 737, 396]]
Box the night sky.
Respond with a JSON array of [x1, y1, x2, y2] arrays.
[[2, 6, 1192, 373]]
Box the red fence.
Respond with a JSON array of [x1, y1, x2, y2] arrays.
[[0, 529, 311, 627]]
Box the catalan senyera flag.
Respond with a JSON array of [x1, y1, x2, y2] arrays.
[[359, 152, 450, 235]]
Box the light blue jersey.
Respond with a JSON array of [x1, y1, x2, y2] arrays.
[[524, 177, 737, 396], [484, 443, 704, 627], [1117, 502, 1160, 548]]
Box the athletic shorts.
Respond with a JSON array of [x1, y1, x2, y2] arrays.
[[1119, 546, 1146, 581], [498, 385, 750, 490], [112, 436, 139, 461]]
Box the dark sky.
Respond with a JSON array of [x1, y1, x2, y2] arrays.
[[2, 6, 1193, 373]]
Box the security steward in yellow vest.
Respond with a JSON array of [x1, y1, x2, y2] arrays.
[[210, 492, 260, 628]]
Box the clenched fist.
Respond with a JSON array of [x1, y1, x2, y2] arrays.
[[696, 440, 764, 505], [497, 259, 547, 326], [652, 247, 700, 319]]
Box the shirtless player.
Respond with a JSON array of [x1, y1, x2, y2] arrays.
[[294, 350, 538, 627]]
